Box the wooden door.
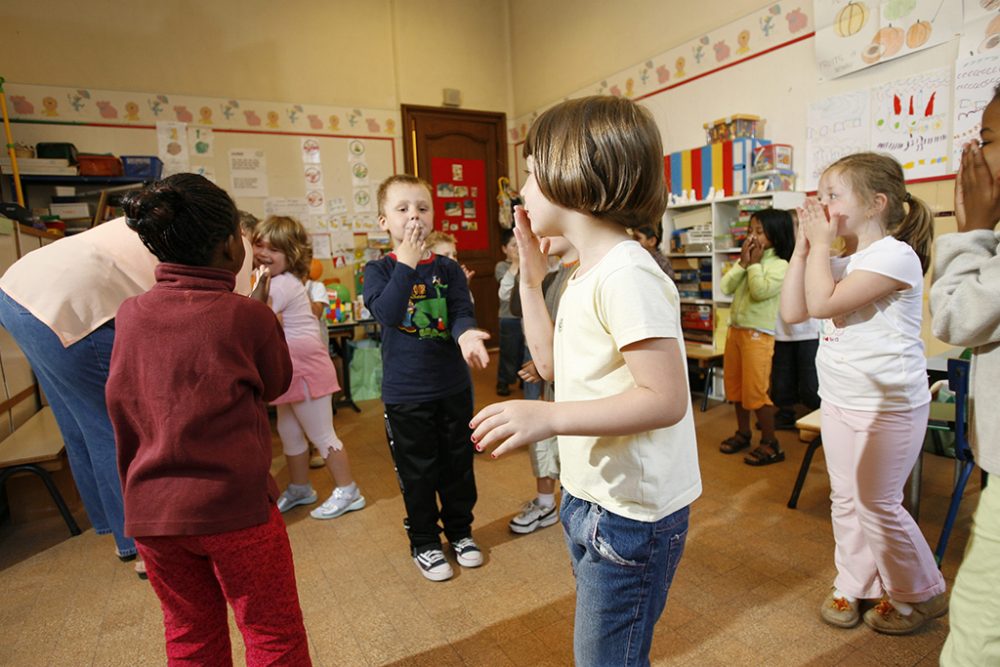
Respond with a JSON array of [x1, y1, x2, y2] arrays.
[[401, 105, 507, 343]]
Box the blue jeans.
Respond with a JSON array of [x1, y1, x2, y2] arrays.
[[561, 492, 689, 667], [0, 290, 135, 557]]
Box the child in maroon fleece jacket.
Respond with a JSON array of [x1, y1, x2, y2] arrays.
[[106, 174, 311, 666]]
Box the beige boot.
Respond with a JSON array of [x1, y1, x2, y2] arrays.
[[820, 589, 860, 628]]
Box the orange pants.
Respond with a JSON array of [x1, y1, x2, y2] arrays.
[[723, 326, 775, 410]]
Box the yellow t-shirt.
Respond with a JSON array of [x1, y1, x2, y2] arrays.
[[553, 241, 702, 522]]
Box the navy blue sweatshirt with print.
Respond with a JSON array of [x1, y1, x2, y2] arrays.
[[363, 253, 477, 404]]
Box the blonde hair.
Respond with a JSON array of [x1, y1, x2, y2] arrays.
[[524, 96, 667, 229], [252, 216, 311, 279], [425, 231, 457, 248], [376, 174, 433, 217], [824, 152, 933, 274]]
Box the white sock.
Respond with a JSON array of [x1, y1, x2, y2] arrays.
[[890, 599, 914, 615], [288, 483, 313, 497], [337, 482, 358, 496], [537, 493, 555, 509], [833, 589, 857, 603]]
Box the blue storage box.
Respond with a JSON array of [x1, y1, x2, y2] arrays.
[[121, 156, 163, 180]]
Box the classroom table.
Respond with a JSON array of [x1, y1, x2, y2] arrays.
[[685, 343, 724, 412], [327, 319, 379, 413]]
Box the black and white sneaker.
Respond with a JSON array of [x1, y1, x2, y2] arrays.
[[451, 537, 483, 568], [509, 499, 558, 534], [413, 546, 454, 582]]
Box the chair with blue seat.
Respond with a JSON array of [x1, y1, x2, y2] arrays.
[[933, 357, 987, 566]]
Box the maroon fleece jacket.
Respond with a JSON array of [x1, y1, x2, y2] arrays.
[[107, 263, 292, 536]]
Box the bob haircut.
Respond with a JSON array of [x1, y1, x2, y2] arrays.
[[523, 95, 667, 229]]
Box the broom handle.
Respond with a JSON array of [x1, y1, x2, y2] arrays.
[[0, 77, 26, 207]]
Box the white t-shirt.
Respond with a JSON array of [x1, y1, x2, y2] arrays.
[[816, 236, 930, 411], [553, 241, 702, 522], [775, 314, 819, 342]]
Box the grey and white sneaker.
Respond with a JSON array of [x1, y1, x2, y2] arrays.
[[413, 546, 454, 581], [310, 487, 366, 520], [509, 499, 558, 534], [451, 537, 483, 568], [276, 486, 318, 513]]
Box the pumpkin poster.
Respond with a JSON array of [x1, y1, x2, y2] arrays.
[[814, 0, 962, 80]]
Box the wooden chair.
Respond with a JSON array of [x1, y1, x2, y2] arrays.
[[0, 405, 81, 536]]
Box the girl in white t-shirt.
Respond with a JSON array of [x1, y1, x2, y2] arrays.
[[781, 152, 945, 636]]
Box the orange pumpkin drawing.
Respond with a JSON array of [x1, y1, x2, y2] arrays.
[[906, 20, 932, 49], [836, 1, 869, 37], [988, 14, 1000, 36], [861, 25, 905, 64]]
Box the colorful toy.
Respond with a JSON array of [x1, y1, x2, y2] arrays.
[[703, 114, 763, 144], [752, 144, 793, 174], [665, 137, 771, 200]]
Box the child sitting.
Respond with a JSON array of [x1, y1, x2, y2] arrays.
[[106, 173, 310, 665], [364, 174, 490, 582]]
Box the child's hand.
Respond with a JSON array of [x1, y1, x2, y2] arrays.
[[956, 141, 1000, 233], [458, 329, 491, 369], [395, 221, 426, 268], [512, 205, 550, 289], [517, 359, 542, 383], [799, 198, 837, 247], [470, 400, 556, 457], [792, 214, 810, 259], [461, 265, 476, 283], [739, 237, 755, 268], [249, 266, 270, 303]]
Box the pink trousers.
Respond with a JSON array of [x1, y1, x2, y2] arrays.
[[821, 401, 946, 602]]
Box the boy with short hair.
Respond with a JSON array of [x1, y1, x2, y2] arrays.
[[471, 96, 701, 666], [364, 174, 490, 582], [495, 228, 523, 396]]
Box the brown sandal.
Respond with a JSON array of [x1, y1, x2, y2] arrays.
[[744, 438, 785, 466], [720, 430, 752, 454]]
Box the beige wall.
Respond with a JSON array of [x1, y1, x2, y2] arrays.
[[507, 0, 771, 116], [3, 0, 513, 114]]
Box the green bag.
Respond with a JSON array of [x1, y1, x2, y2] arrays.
[[348, 339, 382, 401]]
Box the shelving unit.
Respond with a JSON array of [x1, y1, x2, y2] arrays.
[[1, 174, 148, 232], [664, 190, 805, 352]]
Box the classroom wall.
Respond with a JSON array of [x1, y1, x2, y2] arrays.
[[507, 0, 769, 116], [2, 0, 513, 116]]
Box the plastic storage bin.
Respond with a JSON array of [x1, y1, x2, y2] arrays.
[[35, 142, 78, 164], [77, 154, 123, 176], [121, 156, 163, 180], [704, 114, 763, 144], [753, 144, 793, 173]]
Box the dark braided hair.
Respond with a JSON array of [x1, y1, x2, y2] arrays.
[[122, 173, 239, 266]]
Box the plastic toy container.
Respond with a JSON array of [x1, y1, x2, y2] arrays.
[[753, 144, 793, 174], [749, 169, 796, 192], [121, 156, 163, 180], [35, 142, 78, 164], [77, 154, 123, 177], [704, 114, 763, 144]]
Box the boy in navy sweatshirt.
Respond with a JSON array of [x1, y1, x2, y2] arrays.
[[364, 174, 490, 582]]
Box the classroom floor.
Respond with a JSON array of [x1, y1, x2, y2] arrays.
[[0, 351, 976, 666]]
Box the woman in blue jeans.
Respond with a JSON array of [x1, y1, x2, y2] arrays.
[[0, 213, 251, 571]]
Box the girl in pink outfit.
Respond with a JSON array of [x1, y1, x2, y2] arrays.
[[253, 216, 365, 521], [781, 153, 946, 636]]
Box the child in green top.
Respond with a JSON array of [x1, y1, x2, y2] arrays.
[[719, 208, 794, 465]]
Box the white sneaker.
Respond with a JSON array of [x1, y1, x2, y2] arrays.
[[413, 547, 454, 581], [451, 537, 483, 568], [310, 487, 366, 520], [509, 499, 558, 534], [276, 487, 317, 513]]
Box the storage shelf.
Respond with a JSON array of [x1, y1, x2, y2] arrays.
[[668, 252, 711, 258], [715, 248, 742, 253], [14, 175, 147, 185], [680, 298, 713, 305]]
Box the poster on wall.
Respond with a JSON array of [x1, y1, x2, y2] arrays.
[[156, 121, 190, 176], [870, 67, 951, 180], [814, 0, 962, 81], [430, 157, 488, 252], [960, 0, 1000, 55], [229, 149, 268, 197], [953, 54, 1000, 167], [805, 90, 872, 190]]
